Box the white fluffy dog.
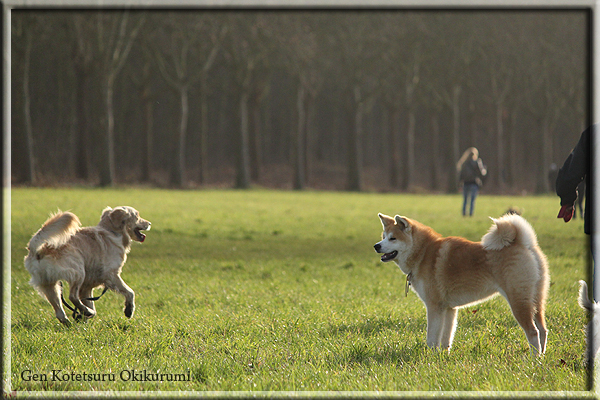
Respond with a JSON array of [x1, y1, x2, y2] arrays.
[[24, 206, 151, 325]]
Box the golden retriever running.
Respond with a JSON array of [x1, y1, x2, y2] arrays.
[[24, 206, 151, 326]]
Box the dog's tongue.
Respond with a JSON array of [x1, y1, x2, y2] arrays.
[[135, 228, 146, 242]]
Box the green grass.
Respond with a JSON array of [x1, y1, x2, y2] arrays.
[[9, 188, 591, 392]]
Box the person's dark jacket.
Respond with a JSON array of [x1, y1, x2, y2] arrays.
[[460, 159, 486, 187], [556, 125, 593, 234]]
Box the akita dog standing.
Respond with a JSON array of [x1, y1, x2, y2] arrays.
[[374, 213, 549, 354]]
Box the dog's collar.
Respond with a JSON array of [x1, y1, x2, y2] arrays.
[[405, 272, 413, 297]]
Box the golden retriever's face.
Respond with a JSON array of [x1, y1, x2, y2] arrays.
[[101, 206, 151, 242]]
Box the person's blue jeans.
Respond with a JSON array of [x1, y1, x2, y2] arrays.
[[462, 183, 479, 216]]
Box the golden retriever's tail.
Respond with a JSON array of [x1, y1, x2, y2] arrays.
[[27, 211, 81, 256], [481, 213, 538, 251]]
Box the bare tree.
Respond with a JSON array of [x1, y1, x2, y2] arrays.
[[21, 23, 36, 183], [378, 13, 427, 191], [476, 13, 517, 190], [9, 10, 589, 193], [70, 13, 99, 181], [516, 13, 583, 193], [423, 14, 476, 192], [100, 11, 145, 186], [325, 12, 382, 191], [12, 14, 44, 184], [70, 11, 146, 186], [126, 35, 155, 183], [222, 12, 272, 189], [272, 12, 323, 190], [152, 12, 222, 187]]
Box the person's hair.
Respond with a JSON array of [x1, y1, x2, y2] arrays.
[[456, 147, 479, 171]]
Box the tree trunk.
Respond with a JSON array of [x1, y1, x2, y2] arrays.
[[198, 73, 209, 185], [387, 106, 400, 189], [249, 91, 262, 182], [431, 114, 441, 191], [536, 118, 553, 193], [141, 92, 153, 182], [293, 85, 306, 190], [496, 103, 505, 189], [405, 109, 416, 190], [508, 108, 518, 187], [74, 66, 91, 181], [449, 85, 461, 192], [303, 92, 314, 186], [139, 60, 153, 183], [347, 86, 363, 192], [171, 86, 189, 187], [23, 32, 36, 184], [236, 89, 251, 189], [100, 73, 116, 186]]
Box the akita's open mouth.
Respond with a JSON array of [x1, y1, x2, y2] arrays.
[[381, 251, 398, 262]]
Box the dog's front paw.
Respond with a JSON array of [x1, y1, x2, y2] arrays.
[[59, 318, 72, 327], [84, 309, 96, 318], [124, 303, 135, 318]]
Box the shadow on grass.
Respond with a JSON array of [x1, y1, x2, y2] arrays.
[[323, 315, 430, 366], [327, 339, 430, 367], [324, 315, 426, 338]]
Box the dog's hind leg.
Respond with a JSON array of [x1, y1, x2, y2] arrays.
[[440, 308, 458, 350], [107, 275, 135, 318], [506, 297, 543, 355], [533, 286, 548, 354], [533, 268, 549, 354], [79, 286, 96, 315], [68, 281, 96, 319], [533, 310, 547, 354], [38, 282, 70, 326]]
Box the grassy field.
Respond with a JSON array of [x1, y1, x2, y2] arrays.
[[8, 187, 592, 393]]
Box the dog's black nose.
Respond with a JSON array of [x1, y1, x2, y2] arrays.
[[374, 243, 381, 252]]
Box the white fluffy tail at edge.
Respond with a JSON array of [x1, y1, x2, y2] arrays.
[[27, 211, 81, 255], [579, 280, 594, 312], [481, 213, 539, 251]]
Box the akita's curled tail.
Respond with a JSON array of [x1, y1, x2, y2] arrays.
[[27, 211, 81, 256], [481, 213, 539, 251]]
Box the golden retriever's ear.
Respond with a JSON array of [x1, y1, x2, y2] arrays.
[[109, 208, 128, 229], [101, 206, 113, 219]]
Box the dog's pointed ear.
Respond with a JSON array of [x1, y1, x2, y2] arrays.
[[394, 215, 410, 231], [378, 213, 395, 227]]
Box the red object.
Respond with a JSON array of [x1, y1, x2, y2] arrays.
[[557, 205, 574, 223]]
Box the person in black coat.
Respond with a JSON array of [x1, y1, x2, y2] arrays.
[[556, 125, 594, 305], [556, 125, 593, 235], [557, 125, 596, 365]]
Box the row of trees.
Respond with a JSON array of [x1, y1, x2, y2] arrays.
[[11, 9, 589, 193]]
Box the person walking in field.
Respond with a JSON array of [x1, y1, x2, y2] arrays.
[[457, 147, 487, 217]]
